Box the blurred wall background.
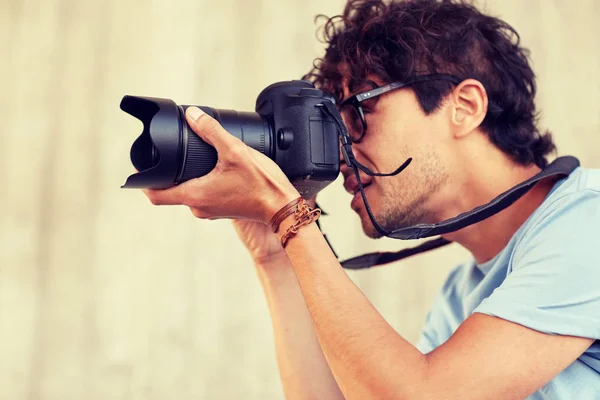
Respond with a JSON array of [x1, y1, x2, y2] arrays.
[[1, 0, 598, 399]]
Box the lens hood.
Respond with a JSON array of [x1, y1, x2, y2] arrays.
[[120, 96, 186, 188]]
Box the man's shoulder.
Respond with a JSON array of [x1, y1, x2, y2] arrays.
[[504, 166, 600, 282], [549, 166, 600, 197], [516, 167, 600, 246], [472, 167, 600, 341]]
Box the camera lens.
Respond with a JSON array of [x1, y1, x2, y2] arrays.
[[120, 96, 273, 189]]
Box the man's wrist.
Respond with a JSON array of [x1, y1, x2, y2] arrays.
[[263, 187, 301, 226]]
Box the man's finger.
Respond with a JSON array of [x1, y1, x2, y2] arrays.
[[143, 184, 189, 206], [186, 106, 240, 152], [142, 175, 216, 207]]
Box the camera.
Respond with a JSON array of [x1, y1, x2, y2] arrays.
[[121, 80, 341, 198]]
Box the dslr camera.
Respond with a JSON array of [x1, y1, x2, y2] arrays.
[[121, 80, 341, 198]]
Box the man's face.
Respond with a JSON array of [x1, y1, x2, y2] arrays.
[[340, 76, 453, 238]]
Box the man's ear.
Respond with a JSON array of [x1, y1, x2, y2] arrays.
[[450, 79, 488, 138]]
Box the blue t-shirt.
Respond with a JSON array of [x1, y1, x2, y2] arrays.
[[416, 167, 600, 399]]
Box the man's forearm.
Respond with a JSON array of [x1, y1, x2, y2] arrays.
[[255, 254, 344, 400], [275, 221, 428, 400]]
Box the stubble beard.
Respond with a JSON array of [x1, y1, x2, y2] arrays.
[[359, 150, 449, 239], [360, 184, 431, 239]]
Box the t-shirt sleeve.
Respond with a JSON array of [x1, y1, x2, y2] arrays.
[[474, 189, 600, 339]]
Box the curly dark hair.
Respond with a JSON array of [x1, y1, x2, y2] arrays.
[[304, 0, 556, 168]]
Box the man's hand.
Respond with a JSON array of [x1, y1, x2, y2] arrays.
[[141, 106, 300, 224]]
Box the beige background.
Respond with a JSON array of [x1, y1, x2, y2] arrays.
[[1, 0, 599, 399]]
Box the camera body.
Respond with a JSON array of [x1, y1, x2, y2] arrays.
[[121, 80, 340, 198], [252, 80, 340, 197]]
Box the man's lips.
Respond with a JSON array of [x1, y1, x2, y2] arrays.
[[344, 176, 373, 196]]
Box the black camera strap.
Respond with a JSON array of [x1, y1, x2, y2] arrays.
[[317, 101, 581, 269]]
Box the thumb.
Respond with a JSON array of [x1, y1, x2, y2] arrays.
[[186, 106, 239, 152]]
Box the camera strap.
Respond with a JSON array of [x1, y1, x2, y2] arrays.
[[317, 101, 581, 269]]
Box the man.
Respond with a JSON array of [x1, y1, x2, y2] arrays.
[[143, 0, 600, 398]]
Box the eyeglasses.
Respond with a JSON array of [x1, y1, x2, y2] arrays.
[[339, 73, 463, 143]]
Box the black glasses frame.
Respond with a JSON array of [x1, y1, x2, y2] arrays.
[[339, 73, 464, 143]]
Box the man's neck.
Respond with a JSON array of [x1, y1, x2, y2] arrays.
[[438, 164, 557, 264]]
